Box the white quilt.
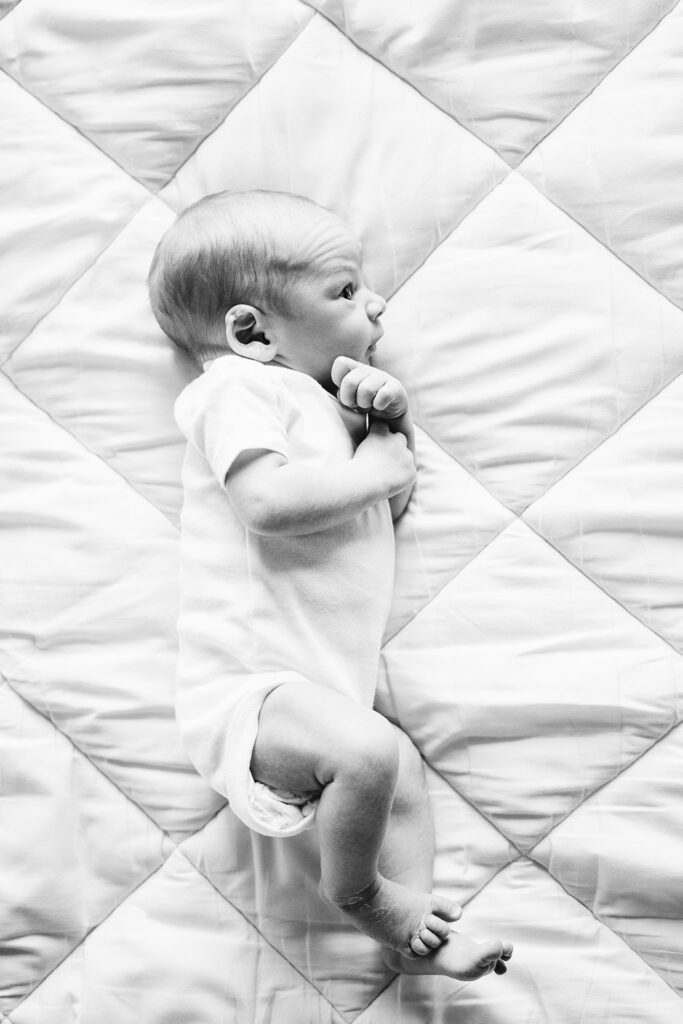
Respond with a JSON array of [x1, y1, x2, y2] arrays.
[[1, 2, 682, 1021]]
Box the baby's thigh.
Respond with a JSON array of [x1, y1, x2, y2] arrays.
[[251, 680, 393, 797]]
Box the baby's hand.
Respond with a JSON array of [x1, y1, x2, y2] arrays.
[[354, 419, 416, 497], [332, 356, 409, 421]]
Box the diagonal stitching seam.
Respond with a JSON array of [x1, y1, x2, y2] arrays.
[[519, 365, 683, 515], [155, 8, 316, 200], [303, 1, 683, 320], [530, 855, 683, 999], [523, 513, 683, 659], [0, 671, 180, 846], [0, 63, 157, 195], [514, 0, 682, 167], [175, 845, 350, 1024], [527, 718, 683, 856], [300, 0, 681, 171], [0, 366, 180, 533], [0, 10, 315, 365], [6, 856, 174, 1015], [516, 174, 683, 315]]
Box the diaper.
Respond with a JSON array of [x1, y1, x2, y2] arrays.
[[221, 675, 320, 838], [245, 779, 319, 836]]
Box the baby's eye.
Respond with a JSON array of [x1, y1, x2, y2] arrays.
[[339, 283, 355, 300]]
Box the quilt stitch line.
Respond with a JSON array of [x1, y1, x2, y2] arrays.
[[513, 0, 682, 168], [529, 856, 683, 999], [154, 7, 316, 200], [0, 9, 308, 198], [0, 671, 180, 847], [404, 744, 526, 856], [515, 177, 683, 315], [389, 661, 681, 861], [522, 513, 683, 659], [381, 363, 683, 658], [299, 0, 682, 170], [0, 194, 153, 373], [174, 846, 351, 1024], [0, 9, 315, 365], [519, 363, 683, 516], [527, 718, 683, 857], [5, 856, 176, 1017], [300, 3, 683, 317], [0, 364, 181, 537], [0, 60, 157, 191], [382, 513, 513, 648]]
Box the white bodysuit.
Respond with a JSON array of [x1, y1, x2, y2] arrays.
[[174, 356, 396, 837]]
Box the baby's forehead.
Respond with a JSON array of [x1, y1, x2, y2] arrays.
[[277, 212, 362, 277]]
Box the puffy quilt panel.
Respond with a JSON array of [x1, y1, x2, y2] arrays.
[[1, 1, 682, 1021]]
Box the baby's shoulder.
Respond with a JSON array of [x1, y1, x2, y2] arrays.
[[179, 356, 283, 411]]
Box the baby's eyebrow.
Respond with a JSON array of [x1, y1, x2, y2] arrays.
[[327, 262, 359, 277]]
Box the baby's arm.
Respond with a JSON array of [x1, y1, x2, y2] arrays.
[[331, 357, 416, 522], [225, 418, 415, 536]]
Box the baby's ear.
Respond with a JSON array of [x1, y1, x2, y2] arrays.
[[225, 305, 276, 363]]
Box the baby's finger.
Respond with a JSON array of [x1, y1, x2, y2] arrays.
[[356, 372, 390, 410], [338, 366, 373, 409], [331, 355, 364, 388], [369, 382, 396, 412]]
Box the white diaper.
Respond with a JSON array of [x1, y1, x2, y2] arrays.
[[221, 675, 320, 838], [245, 779, 319, 837]]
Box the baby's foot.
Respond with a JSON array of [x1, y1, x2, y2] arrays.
[[383, 929, 513, 982], [323, 876, 461, 958]]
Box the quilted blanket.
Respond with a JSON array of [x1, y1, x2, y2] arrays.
[[1, 1, 682, 1021]]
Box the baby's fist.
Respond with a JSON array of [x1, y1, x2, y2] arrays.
[[331, 356, 409, 420]]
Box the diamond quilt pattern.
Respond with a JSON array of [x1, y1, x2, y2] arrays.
[[1, 1, 681, 1021]]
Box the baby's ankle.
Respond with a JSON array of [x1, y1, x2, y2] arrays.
[[319, 875, 382, 910]]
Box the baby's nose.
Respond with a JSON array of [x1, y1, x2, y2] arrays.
[[367, 292, 387, 321]]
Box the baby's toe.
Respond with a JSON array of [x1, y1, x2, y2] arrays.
[[431, 894, 462, 923], [409, 934, 432, 957], [425, 913, 452, 940], [479, 940, 506, 967], [418, 926, 443, 951]]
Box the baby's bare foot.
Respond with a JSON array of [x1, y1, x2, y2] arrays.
[[322, 876, 461, 957], [383, 929, 513, 982]]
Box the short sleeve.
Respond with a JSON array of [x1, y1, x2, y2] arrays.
[[174, 358, 289, 487]]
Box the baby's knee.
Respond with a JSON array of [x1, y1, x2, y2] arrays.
[[336, 711, 400, 791], [252, 681, 399, 795]]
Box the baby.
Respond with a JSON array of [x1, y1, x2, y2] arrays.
[[149, 189, 512, 981]]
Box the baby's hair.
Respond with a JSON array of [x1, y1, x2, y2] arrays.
[[148, 189, 333, 364]]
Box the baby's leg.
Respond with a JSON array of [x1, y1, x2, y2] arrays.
[[251, 682, 459, 958], [379, 724, 514, 980]]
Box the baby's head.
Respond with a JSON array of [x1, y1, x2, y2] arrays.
[[148, 190, 386, 385]]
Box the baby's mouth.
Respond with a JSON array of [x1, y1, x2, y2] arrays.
[[367, 331, 382, 354]]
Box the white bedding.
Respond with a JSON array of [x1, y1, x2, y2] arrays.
[[1, 1, 682, 1021]]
